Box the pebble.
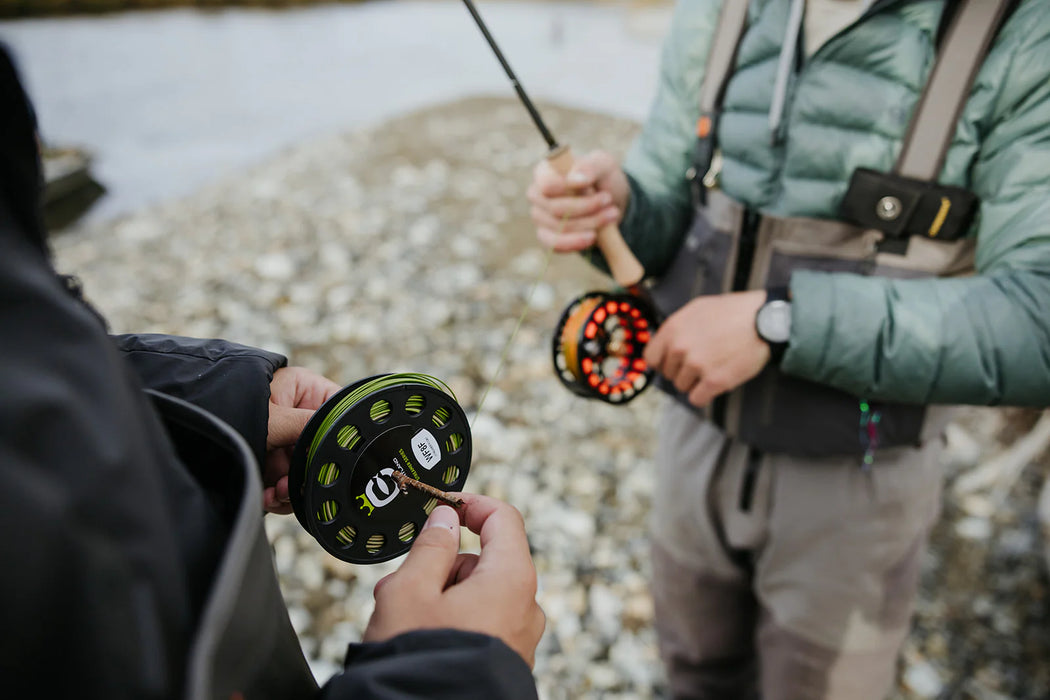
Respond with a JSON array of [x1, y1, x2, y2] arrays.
[[903, 661, 945, 698], [50, 96, 1050, 700], [956, 516, 995, 541]]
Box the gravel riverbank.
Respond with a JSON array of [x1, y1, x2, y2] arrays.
[[50, 96, 1049, 699]]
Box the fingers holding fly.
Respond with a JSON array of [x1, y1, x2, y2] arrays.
[[456, 495, 535, 588], [387, 505, 462, 594]]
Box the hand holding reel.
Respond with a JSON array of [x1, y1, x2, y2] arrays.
[[544, 148, 660, 405], [289, 373, 471, 564], [455, 0, 658, 404]]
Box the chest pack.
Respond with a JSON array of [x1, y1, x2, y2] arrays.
[[649, 0, 1017, 457]]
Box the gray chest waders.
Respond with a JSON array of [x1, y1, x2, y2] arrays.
[[649, 0, 1017, 457]]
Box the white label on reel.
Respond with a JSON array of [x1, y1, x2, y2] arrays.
[[412, 429, 442, 470]]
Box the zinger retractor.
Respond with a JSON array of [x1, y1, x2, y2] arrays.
[[289, 373, 471, 564], [552, 290, 659, 404]]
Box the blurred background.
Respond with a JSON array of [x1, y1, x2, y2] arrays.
[[2, 1, 1048, 699], [1, 0, 668, 225]]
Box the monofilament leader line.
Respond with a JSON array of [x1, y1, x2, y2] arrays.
[[471, 219, 561, 427]]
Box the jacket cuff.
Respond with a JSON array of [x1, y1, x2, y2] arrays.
[[320, 629, 537, 700], [113, 334, 287, 468]]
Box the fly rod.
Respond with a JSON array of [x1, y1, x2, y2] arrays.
[[460, 0, 644, 288]]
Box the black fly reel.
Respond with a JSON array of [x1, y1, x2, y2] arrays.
[[289, 373, 471, 564], [552, 290, 660, 404]]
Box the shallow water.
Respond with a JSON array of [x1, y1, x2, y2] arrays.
[[0, 0, 669, 222]]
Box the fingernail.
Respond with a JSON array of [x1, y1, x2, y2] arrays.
[[423, 505, 459, 536], [567, 171, 589, 185]]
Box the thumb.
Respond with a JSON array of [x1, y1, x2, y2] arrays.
[[266, 404, 314, 450], [393, 505, 461, 590]]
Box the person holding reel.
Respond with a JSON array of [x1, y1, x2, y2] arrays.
[[527, 0, 1050, 698], [0, 44, 543, 700]]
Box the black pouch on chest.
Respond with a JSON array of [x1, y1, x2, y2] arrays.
[[839, 168, 978, 254]]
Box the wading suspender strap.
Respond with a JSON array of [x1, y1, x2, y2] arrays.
[[696, 0, 1016, 184], [693, 0, 750, 181], [896, 0, 1018, 180]]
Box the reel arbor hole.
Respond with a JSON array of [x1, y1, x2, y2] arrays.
[[398, 522, 417, 543], [405, 394, 426, 415], [369, 400, 391, 423], [366, 534, 385, 555], [317, 500, 340, 524], [336, 526, 356, 548], [318, 462, 340, 487], [445, 432, 464, 454], [442, 465, 460, 486], [336, 425, 361, 451], [432, 407, 451, 429]]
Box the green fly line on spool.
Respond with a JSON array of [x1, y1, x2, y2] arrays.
[[305, 372, 455, 466], [290, 372, 471, 564]]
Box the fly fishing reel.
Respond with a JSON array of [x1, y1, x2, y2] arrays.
[[289, 373, 471, 564], [552, 290, 659, 404]]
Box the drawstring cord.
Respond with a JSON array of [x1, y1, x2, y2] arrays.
[[769, 0, 805, 144]]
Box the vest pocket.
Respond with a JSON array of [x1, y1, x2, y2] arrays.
[[650, 198, 964, 456], [733, 243, 926, 456], [733, 365, 927, 457]]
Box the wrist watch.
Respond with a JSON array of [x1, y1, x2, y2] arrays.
[[755, 286, 791, 365]]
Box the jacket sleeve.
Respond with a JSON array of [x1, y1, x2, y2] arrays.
[[113, 334, 287, 467], [783, 8, 1050, 406], [596, 0, 721, 279], [319, 630, 538, 700], [0, 172, 224, 700]]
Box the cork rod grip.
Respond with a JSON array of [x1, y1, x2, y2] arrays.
[[546, 145, 645, 287]]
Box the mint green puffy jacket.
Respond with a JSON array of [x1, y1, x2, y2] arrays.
[[619, 0, 1050, 406]]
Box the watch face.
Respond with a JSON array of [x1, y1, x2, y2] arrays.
[[757, 299, 791, 344]]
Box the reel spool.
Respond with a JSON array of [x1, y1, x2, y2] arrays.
[[552, 290, 659, 404], [289, 373, 471, 564]]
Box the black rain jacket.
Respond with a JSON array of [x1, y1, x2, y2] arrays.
[[0, 44, 537, 700]]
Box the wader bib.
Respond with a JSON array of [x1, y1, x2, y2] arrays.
[[649, 0, 1016, 457]]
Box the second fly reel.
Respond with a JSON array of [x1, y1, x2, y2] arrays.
[[552, 290, 659, 404]]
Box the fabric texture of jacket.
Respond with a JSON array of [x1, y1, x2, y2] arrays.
[[0, 44, 537, 700], [615, 0, 1050, 406]]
